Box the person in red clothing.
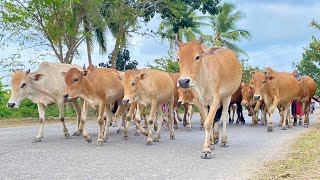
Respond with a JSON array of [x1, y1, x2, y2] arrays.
[[291, 70, 304, 125]]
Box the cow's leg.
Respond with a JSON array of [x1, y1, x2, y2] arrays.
[[146, 101, 157, 145], [175, 104, 182, 122], [113, 107, 121, 127], [186, 104, 193, 131], [79, 101, 92, 143], [194, 100, 207, 130], [267, 98, 280, 132], [232, 105, 236, 124], [201, 94, 220, 159], [154, 105, 164, 142], [33, 103, 46, 142], [304, 102, 310, 128], [119, 100, 128, 140], [57, 101, 70, 138], [135, 104, 148, 136], [228, 105, 231, 124], [103, 105, 112, 142], [261, 103, 267, 125], [71, 100, 82, 136], [221, 97, 231, 147], [298, 102, 304, 126], [281, 104, 290, 130], [97, 101, 106, 146], [287, 105, 293, 128], [168, 97, 175, 139], [249, 105, 258, 126]]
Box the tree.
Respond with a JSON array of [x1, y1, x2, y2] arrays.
[[158, 12, 209, 48], [207, 2, 250, 56], [147, 51, 179, 73], [240, 59, 261, 83], [0, 0, 102, 66], [98, 49, 138, 71]]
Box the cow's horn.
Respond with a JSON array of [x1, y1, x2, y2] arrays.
[[198, 36, 204, 44], [175, 34, 180, 47], [83, 64, 86, 70], [26, 69, 30, 74]]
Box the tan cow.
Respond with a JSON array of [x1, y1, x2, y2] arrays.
[[122, 68, 175, 145], [251, 67, 300, 132], [177, 88, 197, 131], [297, 76, 317, 127], [175, 36, 242, 159], [7, 62, 82, 142], [62, 67, 126, 146]]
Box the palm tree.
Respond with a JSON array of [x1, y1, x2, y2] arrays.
[[207, 2, 250, 56], [158, 11, 209, 48], [311, 19, 320, 30]]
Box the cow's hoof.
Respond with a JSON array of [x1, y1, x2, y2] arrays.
[[200, 127, 204, 130], [174, 125, 178, 129], [116, 129, 122, 133], [64, 133, 71, 139], [146, 141, 152, 145], [304, 124, 309, 128], [281, 127, 287, 130], [170, 136, 175, 140], [220, 142, 228, 147], [86, 137, 92, 144], [122, 136, 128, 140], [178, 117, 182, 122], [267, 126, 273, 132], [201, 151, 212, 159], [134, 132, 140, 136], [32, 137, 42, 142], [103, 138, 107, 143], [153, 138, 159, 142], [299, 122, 303, 126], [210, 144, 214, 150], [97, 141, 103, 146], [183, 122, 187, 127], [241, 121, 245, 125], [72, 131, 81, 136], [187, 128, 191, 132], [260, 123, 265, 126], [236, 121, 239, 125], [214, 138, 219, 144], [287, 125, 293, 128], [154, 127, 158, 131]]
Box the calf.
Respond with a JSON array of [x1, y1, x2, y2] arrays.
[[228, 85, 245, 124], [122, 69, 175, 145], [63, 67, 126, 146]]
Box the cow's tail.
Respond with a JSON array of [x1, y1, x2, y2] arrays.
[[312, 96, 320, 102]]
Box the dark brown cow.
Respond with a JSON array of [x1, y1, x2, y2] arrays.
[[228, 85, 245, 124]]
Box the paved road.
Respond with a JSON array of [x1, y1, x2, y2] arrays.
[[0, 110, 317, 180]]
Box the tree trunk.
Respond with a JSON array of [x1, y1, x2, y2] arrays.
[[111, 36, 121, 69], [85, 36, 92, 65]]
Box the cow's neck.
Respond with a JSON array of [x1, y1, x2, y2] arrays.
[[261, 82, 273, 104], [191, 61, 209, 104], [81, 78, 99, 103], [29, 81, 56, 105]]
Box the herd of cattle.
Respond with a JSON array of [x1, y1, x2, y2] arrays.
[[7, 37, 317, 159]]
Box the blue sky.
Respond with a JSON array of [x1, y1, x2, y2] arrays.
[[1, 0, 320, 84]]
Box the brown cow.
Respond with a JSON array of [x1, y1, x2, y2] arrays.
[[177, 88, 197, 131], [170, 73, 188, 128], [176, 36, 242, 159], [297, 76, 317, 127], [251, 67, 300, 132], [228, 85, 245, 124], [62, 67, 127, 146], [122, 68, 175, 145]]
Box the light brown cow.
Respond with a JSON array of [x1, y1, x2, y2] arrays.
[[297, 76, 317, 127], [62, 67, 127, 146], [241, 82, 267, 125], [177, 88, 197, 131], [170, 73, 188, 128], [7, 62, 82, 142], [251, 67, 300, 132], [122, 68, 175, 145], [175, 36, 242, 159]]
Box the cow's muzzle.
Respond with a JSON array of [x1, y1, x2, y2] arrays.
[[177, 100, 183, 105], [253, 95, 262, 101], [122, 98, 130, 105], [63, 94, 69, 100], [7, 102, 15, 108], [178, 78, 190, 88]]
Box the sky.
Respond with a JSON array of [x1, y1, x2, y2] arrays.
[[1, 0, 320, 84]]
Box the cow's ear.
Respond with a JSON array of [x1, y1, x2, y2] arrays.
[[198, 36, 204, 44], [175, 34, 180, 47], [250, 71, 255, 77], [81, 70, 88, 76], [61, 72, 66, 77], [32, 74, 44, 81], [138, 72, 148, 80]]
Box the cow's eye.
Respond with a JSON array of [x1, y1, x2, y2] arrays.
[[195, 56, 200, 60], [74, 78, 79, 82], [177, 57, 179, 62], [262, 80, 266, 84], [20, 83, 26, 88], [132, 82, 135, 86]]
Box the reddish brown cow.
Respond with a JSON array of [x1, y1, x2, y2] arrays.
[[63, 67, 126, 146], [297, 76, 317, 127], [251, 67, 300, 132]]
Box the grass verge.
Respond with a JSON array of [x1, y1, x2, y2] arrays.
[[251, 118, 320, 180]]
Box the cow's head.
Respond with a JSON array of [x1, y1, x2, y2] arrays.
[[62, 68, 87, 100], [251, 68, 276, 101], [177, 88, 194, 105], [241, 81, 254, 107], [7, 70, 44, 108], [122, 70, 143, 105], [176, 36, 205, 88]]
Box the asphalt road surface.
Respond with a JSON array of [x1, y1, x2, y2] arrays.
[[0, 110, 318, 180]]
